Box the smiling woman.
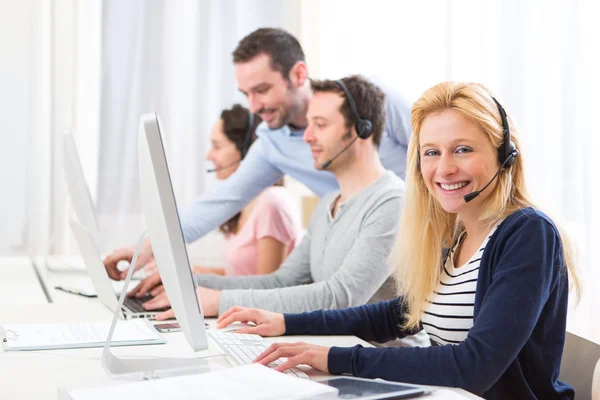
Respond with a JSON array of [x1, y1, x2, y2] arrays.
[[396, 82, 580, 330], [215, 81, 582, 399]]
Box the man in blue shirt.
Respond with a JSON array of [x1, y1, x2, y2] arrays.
[[104, 27, 412, 278]]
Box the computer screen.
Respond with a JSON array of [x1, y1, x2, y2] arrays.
[[137, 112, 208, 352], [62, 131, 102, 249]]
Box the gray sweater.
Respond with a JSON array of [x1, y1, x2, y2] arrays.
[[195, 171, 404, 315]]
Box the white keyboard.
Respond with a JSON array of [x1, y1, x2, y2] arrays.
[[207, 330, 309, 378]]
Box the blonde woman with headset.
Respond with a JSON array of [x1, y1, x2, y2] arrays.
[[215, 82, 581, 399]]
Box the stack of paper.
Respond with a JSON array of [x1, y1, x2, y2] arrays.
[[1, 320, 165, 350], [59, 364, 339, 400]]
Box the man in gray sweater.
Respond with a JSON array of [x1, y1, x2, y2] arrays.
[[144, 75, 404, 319]]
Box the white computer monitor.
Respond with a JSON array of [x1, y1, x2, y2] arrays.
[[62, 131, 102, 248], [137, 112, 208, 352]]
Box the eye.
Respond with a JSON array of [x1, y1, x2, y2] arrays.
[[423, 149, 439, 157], [255, 88, 269, 95], [455, 146, 472, 154]]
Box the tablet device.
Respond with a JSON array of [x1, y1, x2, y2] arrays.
[[319, 376, 430, 399]]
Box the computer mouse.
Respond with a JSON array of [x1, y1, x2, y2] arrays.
[[116, 260, 130, 272], [220, 322, 256, 332]]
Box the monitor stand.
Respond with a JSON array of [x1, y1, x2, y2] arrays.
[[101, 229, 218, 380]]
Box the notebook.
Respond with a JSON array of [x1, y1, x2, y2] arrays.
[[58, 364, 339, 400], [1, 319, 165, 351]]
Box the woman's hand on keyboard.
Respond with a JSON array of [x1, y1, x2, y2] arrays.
[[216, 306, 285, 336], [254, 342, 330, 374]]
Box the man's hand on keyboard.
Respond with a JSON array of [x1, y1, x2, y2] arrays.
[[254, 342, 330, 374], [216, 306, 285, 336], [104, 238, 154, 280], [141, 286, 221, 320]]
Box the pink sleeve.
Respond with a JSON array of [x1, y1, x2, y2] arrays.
[[253, 189, 299, 249]]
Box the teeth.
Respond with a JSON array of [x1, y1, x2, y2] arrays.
[[440, 182, 468, 191]]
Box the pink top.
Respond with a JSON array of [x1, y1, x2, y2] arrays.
[[222, 186, 301, 276]]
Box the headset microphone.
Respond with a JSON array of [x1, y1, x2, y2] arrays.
[[463, 97, 519, 203], [206, 159, 242, 173], [463, 151, 518, 202], [320, 137, 359, 170]]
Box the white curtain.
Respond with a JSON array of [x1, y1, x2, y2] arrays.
[[0, 0, 86, 257], [95, 0, 302, 263], [5, 0, 302, 260], [0, 0, 43, 255], [312, 0, 600, 340]]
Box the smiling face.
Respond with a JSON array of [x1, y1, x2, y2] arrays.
[[235, 53, 304, 129], [419, 109, 499, 217], [303, 91, 353, 171], [205, 119, 241, 180]]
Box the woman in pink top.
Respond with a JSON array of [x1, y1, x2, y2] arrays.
[[194, 105, 300, 276]]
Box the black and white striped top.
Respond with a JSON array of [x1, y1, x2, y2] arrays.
[[421, 224, 500, 346]]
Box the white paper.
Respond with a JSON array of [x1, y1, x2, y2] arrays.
[[62, 364, 338, 400], [2, 320, 165, 350]]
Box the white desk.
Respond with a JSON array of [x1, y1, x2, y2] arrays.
[[0, 259, 481, 399], [31, 256, 104, 305], [0, 257, 48, 305]]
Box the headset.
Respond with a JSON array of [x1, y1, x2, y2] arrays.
[[207, 111, 255, 173], [492, 97, 518, 168], [320, 80, 374, 169], [335, 80, 373, 139], [240, 112, 255, 158]]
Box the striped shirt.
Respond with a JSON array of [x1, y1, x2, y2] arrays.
[[421, 224, 500, 345]]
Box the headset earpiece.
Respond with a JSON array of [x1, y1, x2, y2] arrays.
[[356, 120, 373, 139], [491, 97, 518, 168], [335, 80, 373, 140]]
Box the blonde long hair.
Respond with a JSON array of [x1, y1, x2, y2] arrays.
[[392, 81, 581, 329]]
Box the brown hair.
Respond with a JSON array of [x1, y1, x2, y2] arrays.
[[219, 105, 261, 235], [310, 75, 386, 147], [217, 105, 283, 235], [232, 28, 305, 80], [220, 104, 261, 158]]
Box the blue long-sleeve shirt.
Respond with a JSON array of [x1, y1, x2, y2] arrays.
[[180, 81, 412, 242], [284, 208, 574, 399]]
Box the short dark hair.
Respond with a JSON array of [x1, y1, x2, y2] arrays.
[[310, 75, 386, 147], [232, 28, 305, 80]]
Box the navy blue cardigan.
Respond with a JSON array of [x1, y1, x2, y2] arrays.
[[284, 208, 574, 399]]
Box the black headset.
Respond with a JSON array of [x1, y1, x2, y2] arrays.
[[335, 80, 373, 139], [240, 111, 255, 159], [491, 97, 518, 168]]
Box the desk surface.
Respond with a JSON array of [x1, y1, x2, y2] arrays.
[[0, 257, 48, 305], [0, 257, 480, 399]]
